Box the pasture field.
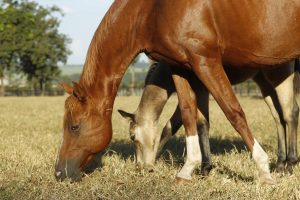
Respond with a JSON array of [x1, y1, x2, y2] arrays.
[[0, 96, 300, 200]]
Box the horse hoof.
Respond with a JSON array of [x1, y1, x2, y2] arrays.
[[275, 162, 285, 173], [286, 164, 293, 174], [200, 164, 213, 176], [175, 177, 191, 185], [261, 176, 276, 185]]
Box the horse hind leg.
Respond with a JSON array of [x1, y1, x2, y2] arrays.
[[263, 66, 299, 173], [190, 54, 275, 184], [171, 68, 201, 183], [253, 72, 287, 172]]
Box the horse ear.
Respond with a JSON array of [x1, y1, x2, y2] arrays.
[[118, 109, 135, 122], [72, 81, 87, 102], [60, 82, 73, 95]]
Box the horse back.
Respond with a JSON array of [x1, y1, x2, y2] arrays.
[[147, 0, 300, 66]]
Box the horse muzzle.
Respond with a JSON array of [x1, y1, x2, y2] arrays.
[[55, 158, 83, 182]]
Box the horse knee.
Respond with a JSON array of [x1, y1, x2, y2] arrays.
[[226, 104, 248, 132], [292, 102, 299, 120], [180, 104, 198, 133], [196, 120, 208, 134]]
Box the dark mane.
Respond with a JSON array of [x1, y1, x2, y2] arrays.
[[144, 62, 158, 87]]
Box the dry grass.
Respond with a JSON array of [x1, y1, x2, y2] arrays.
[[0, 96, 300, 200]]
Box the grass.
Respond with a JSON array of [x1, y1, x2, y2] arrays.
[[0, 96, 300, 200]]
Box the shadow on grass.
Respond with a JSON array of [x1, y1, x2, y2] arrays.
[[86, 137, 246, 168], [214, 162, 254, 182], [160, 136, 256, 182], [157, 136, 248, 167], [84, 136, 271, 183], [84, 136, 247, 173], [83, 139, 135, 174], [160, 136, 247, 158]]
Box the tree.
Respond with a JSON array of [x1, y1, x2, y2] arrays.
[[0, 0, 21, 95], [0, 0, 71, 95]]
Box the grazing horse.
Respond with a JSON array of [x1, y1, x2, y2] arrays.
[[119, 61, 299, 177], [55, 0, 300, 184]]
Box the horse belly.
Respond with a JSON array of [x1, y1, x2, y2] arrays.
[[223, 66, 258, 85]]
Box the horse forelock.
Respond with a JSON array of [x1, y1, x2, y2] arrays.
[[64, 96, 83, 113]]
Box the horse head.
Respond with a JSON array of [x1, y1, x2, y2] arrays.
[[55, 82, 112, 181], [118, 109, 159, 172]]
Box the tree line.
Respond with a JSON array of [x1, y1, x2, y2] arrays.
[[0, 0, 71, 96], [0, 0, 261, 97]]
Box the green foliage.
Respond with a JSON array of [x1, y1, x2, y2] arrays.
[[59, 73, 80, 84], [0, 0, 71, 94]]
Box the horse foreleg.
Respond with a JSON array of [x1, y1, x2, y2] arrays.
[[158, 88, 212, 176], [253, 72, 287, 172], [171, 68, 201, 183], [190, 55, 275, 184]]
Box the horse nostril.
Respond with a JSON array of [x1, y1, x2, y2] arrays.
[[130, 134, 135, 141], [55, 171, 62, 179]]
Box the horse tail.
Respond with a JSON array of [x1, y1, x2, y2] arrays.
[[294, 59, 300, 95]]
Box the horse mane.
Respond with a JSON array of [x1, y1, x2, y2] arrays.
[[144, 62, 159, 87], [80, 0, 127, 87]]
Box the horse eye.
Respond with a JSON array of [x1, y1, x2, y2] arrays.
[[70, 125, 80, 132]]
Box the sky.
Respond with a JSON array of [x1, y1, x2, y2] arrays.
[[34, 0, 114, 64]]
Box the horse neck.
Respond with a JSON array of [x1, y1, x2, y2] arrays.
[[79, 0, 148, 111], [135, 63, 175, 123], [135, 85, 169, 123]]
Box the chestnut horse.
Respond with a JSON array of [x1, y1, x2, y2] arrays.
[[56, 0, 300, 184], [119, 61, 299, 177]]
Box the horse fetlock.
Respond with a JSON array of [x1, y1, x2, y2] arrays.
[[286, 157, 298, 174], [287, 155, 299, 165], [176, 135, 202, 180], [176, 159, 200, 181], [252, 139, 274, 184], [286, 164, 293, 174], [259, 173, 276, 185], [200, 163, 213, 176], [176, 172, 193, 181], [275, 160, 286, 173]]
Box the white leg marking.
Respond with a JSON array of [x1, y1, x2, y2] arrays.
[[177, 135, 202, 180], [252, 139, 275, 184]]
